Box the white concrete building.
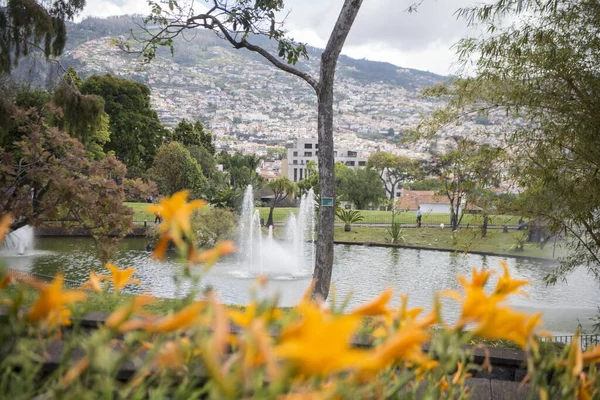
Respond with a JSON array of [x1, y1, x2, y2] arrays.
[[284, 138, 368, 182]]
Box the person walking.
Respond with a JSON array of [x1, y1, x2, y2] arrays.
[[416, 206, 422, 228]]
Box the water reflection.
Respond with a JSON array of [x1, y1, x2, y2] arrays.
[[1, 237, 598, 335]]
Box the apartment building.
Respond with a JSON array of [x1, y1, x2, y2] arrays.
[[283, 138, 368, 182]]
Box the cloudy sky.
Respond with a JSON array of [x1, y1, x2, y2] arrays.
[[78, 0, 481, 76]]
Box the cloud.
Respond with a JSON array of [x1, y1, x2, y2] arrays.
[[78, 0, 479, 75], [283, 0, 477, 75]]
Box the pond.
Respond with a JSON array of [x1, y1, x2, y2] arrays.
[[1, 237, 598, 335]]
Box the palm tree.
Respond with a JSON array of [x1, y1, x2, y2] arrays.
[[336, 209, 364, 232]]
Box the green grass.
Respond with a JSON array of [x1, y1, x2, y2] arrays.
[[331, 226, 564, 259], [257, 207, 523, 226], [125, 202, 525, 227]]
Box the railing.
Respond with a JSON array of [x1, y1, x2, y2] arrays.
[[540, 334, 600, 351], [7, 268, 83, 288], [254, 208, 526, 229]]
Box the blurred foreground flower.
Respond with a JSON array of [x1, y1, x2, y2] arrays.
[[28, 274, 87, 328], [0, 214, 13, 243], [147, 190, 206, 257], [446, 266, 540, 347], [196, 240, 237, 267], [80, 270, 107, 293], [107, 264, 140, 293]]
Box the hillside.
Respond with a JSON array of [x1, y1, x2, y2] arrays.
[[9, 16, 452, 155]]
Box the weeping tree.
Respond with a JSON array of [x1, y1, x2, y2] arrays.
[[127, 0, 365, 299], [0, 0, 86, 74], [265, 177, 295, 227], [421, 0, 600, 283]]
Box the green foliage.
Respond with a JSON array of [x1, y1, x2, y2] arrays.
[[336, 165, 385, 210], [510, 232, 528, 253], [0, 104, 133, 247], [52, 73, 111, 159], [0, 0, 85, 74], [169, 119, 215, 155], [80, 74, 167, 175], [265, 177, 295, 226], [335, 208, 364, 225], [387, 222, 405, 244], [191, 207, 237, 248], [368, 152, 423, 205], [123, 178, 158, 202], [149, 142, 206, 198]]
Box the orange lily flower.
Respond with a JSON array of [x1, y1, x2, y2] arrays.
[[147, 191, 206, 244], [28, 274, 87, 327], [106, 295, 156, 332], [196, 240, 237, 266], [80, 270, 107, 293], [0, 214, 12, 243], [275, 300, 371, 377], [493, 261, 529, 296], [351, 288, 393, 317], [107, 264, 140, 293], [147, 302, 206, 333]]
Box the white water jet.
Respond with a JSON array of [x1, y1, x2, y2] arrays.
[[236, 185, 315, 278], [1, 225, 34, 255]]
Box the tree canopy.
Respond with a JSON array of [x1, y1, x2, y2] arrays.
[[80, 74, 166, 177], [149, 142, 206, 198]]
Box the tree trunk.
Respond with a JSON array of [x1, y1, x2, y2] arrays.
[[482, 213, 488, 237], [312, 0, 363, 301], [266, 200, 275, 227], [344, 223, 351, 232]]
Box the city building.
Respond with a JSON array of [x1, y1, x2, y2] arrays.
[[283, 138, 369, 182]]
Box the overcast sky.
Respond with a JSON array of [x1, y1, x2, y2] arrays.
[[78, 0, 481, 76]]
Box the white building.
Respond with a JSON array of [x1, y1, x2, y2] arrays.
[[283, 138, 368, 182]]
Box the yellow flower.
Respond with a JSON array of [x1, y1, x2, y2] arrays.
[[147, 302, 206, 333], [28, 274, 87, 327], [154, 339, 193, 371], [147, 190, 206, 237], [473, 307, 541, 348], [493, 261, 529, 296], [107, 264, 139, 293], [196, 240, 237, 267], [80, 270, 107, 293], [275, 300, 370, 377], [0, 214, 12, 243], [106, 295, 156, 332], [351, 288, 393, 317], [582, 345, 600, 365]]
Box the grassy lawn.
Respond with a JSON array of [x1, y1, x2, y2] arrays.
[[125, 202, 156, 223], [257, 207, 523, 226], [126, 202, 524, 227], [331, 226, 564, 259]]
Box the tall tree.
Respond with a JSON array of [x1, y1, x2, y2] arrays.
[[422, 0, 600, 282], [430, 139, 478, 231], [367, 152, 422, 209], [337, 166, 385, 210], [169, 119, 216, 155], [149, 142, 206, 198], [80, 74, 166, 177], [265, 177, 295, 227], [132, 0, 364, 299], [0, 0, 85, 74]]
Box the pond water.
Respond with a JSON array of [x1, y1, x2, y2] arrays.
[[1, 237, 598, 335]]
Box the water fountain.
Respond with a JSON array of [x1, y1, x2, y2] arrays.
[[1, 225, 34, 256], [236, 185, 315, 278]]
